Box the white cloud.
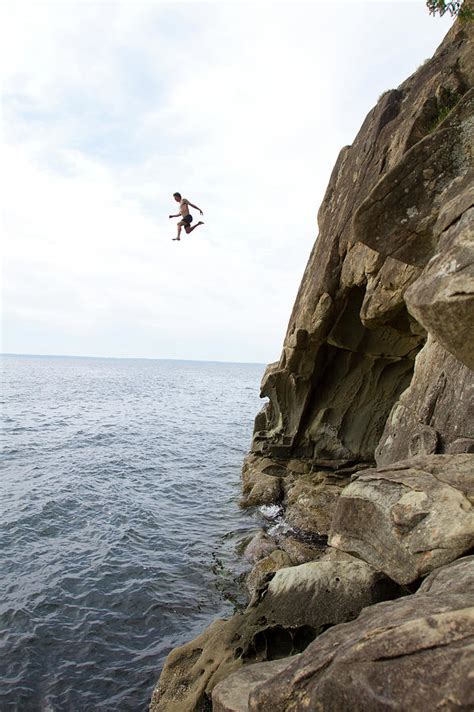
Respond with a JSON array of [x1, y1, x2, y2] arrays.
[[1, 1, 452, 361]]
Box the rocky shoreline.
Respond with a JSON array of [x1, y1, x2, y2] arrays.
[[151, 16, 473, 711]]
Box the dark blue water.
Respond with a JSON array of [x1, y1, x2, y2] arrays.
[[0, 355, 264, 711]]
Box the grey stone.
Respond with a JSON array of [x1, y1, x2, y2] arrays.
[[150, 560, 400, 711], [329, 454, 474, 584], [245, 550, 293, 602], [212, 656, 297, 712], [284, 470, 350, 536], [405, 204, 474, 370], [353, 90, 474, 267], [212, 659, 295, 712], [248, 590, 474, 711], [376, 337, 474, 465], [419, 555, 474, 595], [240, 454, 284, 508], [243, 531, 279, 563]]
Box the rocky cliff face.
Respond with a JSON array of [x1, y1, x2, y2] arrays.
[[151, 17, 473, 712]]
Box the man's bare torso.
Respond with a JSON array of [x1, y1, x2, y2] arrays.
[[179, 198, 190, 216]]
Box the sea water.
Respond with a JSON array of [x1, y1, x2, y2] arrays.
[[1, 355, 265, 710]]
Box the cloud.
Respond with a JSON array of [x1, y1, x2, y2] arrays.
[[1, 1, 452, 361]]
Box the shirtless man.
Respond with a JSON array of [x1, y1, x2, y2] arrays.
[[169, 192, 204, 241]]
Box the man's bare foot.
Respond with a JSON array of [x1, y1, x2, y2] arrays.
[[172, 237, 180, 241]]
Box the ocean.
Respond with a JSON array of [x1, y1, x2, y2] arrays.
[[0, 354, 265, 711]]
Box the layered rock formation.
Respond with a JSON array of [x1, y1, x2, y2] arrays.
[[151, 16, 473, 712]]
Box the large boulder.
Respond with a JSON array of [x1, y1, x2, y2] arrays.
[[405, 204, 474, 370], [240, 454, 284, 508], [375, 337, 474, 465], [210, 558, 474, 712], [329, 454, 474, 584], [248, 576, 474, 711], [284, 470, 351, 536], [150, 559, 400, 711], [212, 658, 296, 712], [418, 554, 474, 595], [352, 89, 473, 267]]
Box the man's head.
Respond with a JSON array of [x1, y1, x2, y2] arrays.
[[173, 192, 181, 202]]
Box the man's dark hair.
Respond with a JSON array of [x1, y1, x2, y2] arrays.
[[173, 192, 181, 199]]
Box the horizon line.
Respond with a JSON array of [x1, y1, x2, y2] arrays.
[[1, 352, 266, 366]]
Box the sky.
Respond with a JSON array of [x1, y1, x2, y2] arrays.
[[1, 1, 453, 363]]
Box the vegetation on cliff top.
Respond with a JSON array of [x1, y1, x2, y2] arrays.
[[426, 0, 473, 20]]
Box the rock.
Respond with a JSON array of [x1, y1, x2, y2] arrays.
[[376, 337, 474, 465], [285, 458, 312, 475], [249, 19, 473, 467], [253, 558, 399, 624], [240, 454, 284, 508], [284, 471, 350, 536], [405, 204, 474, 370], [446, 438, 474, 454], [212, 658, 295, 712], [245, 550, 293, 601], [353, 89, 474, 267], [278, 535, 327, 565], [419, 555, 474, 595], [329, 454, 474, 584], [242, 531, 279, 563], [248, 588, 474, 711], [150, 559, 400, 711], [150, 617, 244, 712], [360, 256, 422, 330], [218, 558, 474, 711]]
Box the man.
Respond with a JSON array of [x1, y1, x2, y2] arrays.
[[169, 192, 204, 241]]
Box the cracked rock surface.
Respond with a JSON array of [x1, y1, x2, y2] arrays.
[[248, 557, 474, 712]]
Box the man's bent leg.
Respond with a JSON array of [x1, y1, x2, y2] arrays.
[[186, 221, 204, 234]]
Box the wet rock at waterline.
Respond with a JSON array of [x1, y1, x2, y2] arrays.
[[150, 559, 400, 711]]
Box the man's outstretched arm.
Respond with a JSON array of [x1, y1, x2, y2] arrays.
[[188, 201, 203, 215]]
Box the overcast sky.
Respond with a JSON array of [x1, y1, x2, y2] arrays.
[[1, 1, 452, 363]]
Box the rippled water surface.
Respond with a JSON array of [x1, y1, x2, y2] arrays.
[[1, 355, 264, 710]]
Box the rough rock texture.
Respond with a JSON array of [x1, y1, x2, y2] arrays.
[[151, 17, 474, 711], [375, 336, 474, 464], [284, 470, 351, 535], [329, 454, 474, 584], [245, 550, 293, 601], [353, 89, 473, 267], [150, 560, 400, 711], [212, 658, 295, 712], [209, 558, 474, 712], [243, 531, 279, 563], [240, 454, 284, 507], [418, 554, 474, 594], [249, 17, 473, 465], [405, 204, 474, 370], [248, 566, 474, 711]]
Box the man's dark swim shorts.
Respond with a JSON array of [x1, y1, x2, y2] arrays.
[[182, 215, 193, 225]]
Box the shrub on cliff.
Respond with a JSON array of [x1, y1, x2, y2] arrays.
[[426, 0, 473, 20]]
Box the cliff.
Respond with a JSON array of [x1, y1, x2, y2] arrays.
[[151, 16, 474, 712]]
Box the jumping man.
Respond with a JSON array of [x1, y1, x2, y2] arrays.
[[169, 192, 204, 241]]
